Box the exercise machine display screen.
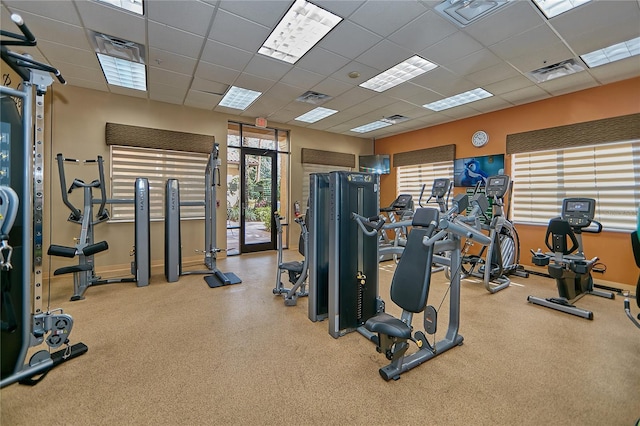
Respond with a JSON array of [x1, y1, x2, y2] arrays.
[[432, 178, 450, 197], [485, 175, 509, 198], [561, 198, 595, 228]]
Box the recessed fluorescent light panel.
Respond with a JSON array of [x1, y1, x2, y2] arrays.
[[97, 53, 146, 91], [423, 88, 493, 111], [219, 86, 262, 110], [96, 0, 143, 15], [580, 37, 640, 68], [435, 0, 511, 27], [258, 0, 342, 64], [295, 107, 338, 123], [351, 121, 392, 133], [360, 56, 438, 92], [532, 0, 590, 19]]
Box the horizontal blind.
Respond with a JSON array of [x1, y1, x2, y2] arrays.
[[396, 161, 454, 206], [110, 145, 210, 221], [301, 164, 351, 209], [512, 140, 640, 231]]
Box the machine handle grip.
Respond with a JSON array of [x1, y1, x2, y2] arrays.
[[440, 218, 492, 246], [351, 213, 384, 237]]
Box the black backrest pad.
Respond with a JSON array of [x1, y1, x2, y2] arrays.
[[391, 209, 437, 313], [545, 218, 579, 255]]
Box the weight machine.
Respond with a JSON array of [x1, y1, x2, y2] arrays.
[[1, 14, 86, 388], [164, 143, 241, 288], [48, 154, 150, 300], [362, 195, 492, 380], [273, 201, 308, 306]]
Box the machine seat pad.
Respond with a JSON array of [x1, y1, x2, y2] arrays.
[[279, 261, 303, 273], [53, 264, 93, 276], [365, 313, 411, 339]]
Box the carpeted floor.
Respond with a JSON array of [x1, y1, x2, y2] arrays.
[[1, 251, 639, 426]]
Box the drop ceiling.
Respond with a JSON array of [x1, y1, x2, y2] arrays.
[[1, 0, 639, 139]]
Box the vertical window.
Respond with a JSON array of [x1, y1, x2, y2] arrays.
[[512, 140, 640, 231], [110, 145, 209, 221]]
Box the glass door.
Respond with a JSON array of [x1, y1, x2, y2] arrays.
[[241, 148, 276, 253]]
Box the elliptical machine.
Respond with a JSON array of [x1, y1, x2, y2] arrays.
[[528, 198, 614, 319], [273, 201, 309, 306], [461, 175, 528, 293], [418, 178, 452, 213]]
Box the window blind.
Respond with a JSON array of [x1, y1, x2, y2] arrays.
[[396, 161, 454, 206], [301, 163, 351, 208], [110, 145, 210, 221], [511, 140, 640, 231]]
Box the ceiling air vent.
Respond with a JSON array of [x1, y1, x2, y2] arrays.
[[527, 58, 585, 83], [295, 91, 333, 105], [435, 0, 511, 27], [89, 30, 145, 64], [381, 114, 410, 124]]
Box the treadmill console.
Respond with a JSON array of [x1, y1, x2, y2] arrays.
[[431, 178, 450, 197], [392, 194, 413, 209], [561, 198, 595, 228], [485, 175, 510, 198]]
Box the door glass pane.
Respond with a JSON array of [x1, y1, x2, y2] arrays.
[[243, 126, 276, 150], [277, 152, 290, 249], [226, 147, 241, 255], [228, 122, 240, 147], [244, 153, 273, 246]]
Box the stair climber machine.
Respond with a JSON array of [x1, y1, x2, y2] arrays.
[[378, 194, 414, 262], [48, 154, 151, 300], [164, 143, 241, 288], [460, 175, 528, 293], [1, 14, 87, 388], [273, 201, 309, 306], [418, 178, 453, 213], [356, 194, 492, 380], [528, 198, 615, 319]]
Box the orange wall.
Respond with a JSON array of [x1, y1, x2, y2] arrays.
[[375, 77, 640, 286]]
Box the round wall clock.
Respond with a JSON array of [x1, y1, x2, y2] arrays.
[[472, 130, 489, 147]]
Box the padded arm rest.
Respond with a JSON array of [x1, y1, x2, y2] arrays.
[[47, 244, 77, 258], [365, 313, 412, 339]]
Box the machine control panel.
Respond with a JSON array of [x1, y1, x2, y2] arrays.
[[485, 174, 510, 198], [432, 178, 450, 197], [562, 198, 595, 228]]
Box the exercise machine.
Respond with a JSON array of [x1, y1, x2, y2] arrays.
[[308, 173, 330, 322], [418, 178, 452, 213], [48, 154, 150, 300], [624, 230, 639, 328], [1, 14, 87, 388], [328, 171, 383, 339], [378, 194, 414, 262], [528, 198, 614, 319], [273, 201, 309, 306], [461, 175, 528, 293], [363, 196, 492, 381], [164, 143, 241, 288]]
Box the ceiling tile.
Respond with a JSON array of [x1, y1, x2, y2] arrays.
[[322, 87, 376, 110], [539, 71, 598, 96], [279, 67, 327, 90], [296, 47, 351, 76], [1, 10, 89, 50], [318, 21, 382, 59], [499, 85, 550, 105], [148, 67, 192, 90], [195, 61, 241, 85], [208, 9, 271, 52], [191, 78, 228, 95], [148, 21, 205, 59], [310, 77, 353, 98], [355, 40, 413, 72], [218, 0, 290, 28], [419, 31, 484, 66], [446, 48, 503, 76], [314, 1, 366, 18], [388, 10, 457, 53], [3, 0, 82, 26], [184, 89, 220, 110], [232, 73, 276, 93], [75, 0, 145, 45], [63, 77, 108, 93], [147, 0, 216, 37], [148, 48, 197, 76], [490, 25, 563, 61], [483, 75, 535, 96], [463, 1, 542, 47], [108, 85, 148, 99], [349, 0, 428, 37], [244, 55, 293, 82], [410, 67, 477, 97], [506, 42, 576, 74], [586, 58, 640, 85], [466, 62, 520, 87], [35, 40, 97, 68], [200, 40, 253, 71]]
